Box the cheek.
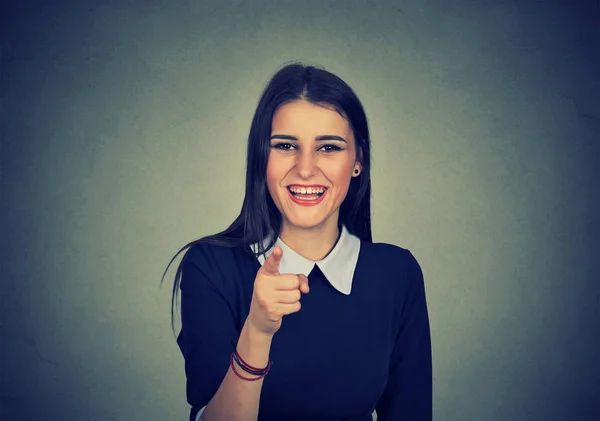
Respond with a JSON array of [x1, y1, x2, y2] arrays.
[[328, 163, 354, 199], [266, 154, 276, 180], [333, 162, 354, 185], [265, 160, 283, 200], [265, 168, 276, 196]]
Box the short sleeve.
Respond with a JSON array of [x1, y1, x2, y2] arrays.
[[376, 251, 432, 420], [177, 245, 241, 421]]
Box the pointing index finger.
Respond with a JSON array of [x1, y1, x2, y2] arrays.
[[261, 245, 282, 275]]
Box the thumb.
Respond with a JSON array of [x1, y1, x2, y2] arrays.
[[262, 245, 282, 275], [298, 274, 310, 294]]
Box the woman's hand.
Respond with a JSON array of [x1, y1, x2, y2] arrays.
[[247, 246, 310, 337]]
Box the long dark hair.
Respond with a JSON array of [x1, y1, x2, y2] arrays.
[[162, 62, 373, 331]]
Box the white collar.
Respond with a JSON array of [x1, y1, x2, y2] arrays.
[[250, 224, 361, 295]]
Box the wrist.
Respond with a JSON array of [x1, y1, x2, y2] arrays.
[[233, 319, 273, 373], [243, 318, 274, 344]]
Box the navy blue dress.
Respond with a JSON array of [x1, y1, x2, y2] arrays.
[[177, 240, 432, 421]]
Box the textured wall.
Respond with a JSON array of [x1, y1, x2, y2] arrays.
[[1, 1, 599, 420]]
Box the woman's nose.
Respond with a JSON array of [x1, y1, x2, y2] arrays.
[[296, 150, 318, 178]]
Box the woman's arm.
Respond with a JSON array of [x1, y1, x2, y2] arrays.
[[375, 250, 432, 420], [200, 318, 273, 421], [179, 244, 306, 421], [178, 248, 269, 421]]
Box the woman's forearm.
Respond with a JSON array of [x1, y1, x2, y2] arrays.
[[200, 318, 273, 421]]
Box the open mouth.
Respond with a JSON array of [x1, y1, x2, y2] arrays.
[[287, 186, 327, 201]]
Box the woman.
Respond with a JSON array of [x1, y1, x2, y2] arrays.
[[164, 63, 432, 421]]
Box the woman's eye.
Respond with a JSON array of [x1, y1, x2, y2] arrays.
[[320, 144, 342, 152], [271, 143, 342, 152]]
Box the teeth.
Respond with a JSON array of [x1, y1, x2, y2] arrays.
[[289, 186, 325, 194]]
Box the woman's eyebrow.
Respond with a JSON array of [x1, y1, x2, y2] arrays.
[[270, 134, 347, 143], [270, 134, 298, 141]]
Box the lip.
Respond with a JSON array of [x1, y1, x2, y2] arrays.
[[286, 186, 327, 206], [287, 184, 327, 189]]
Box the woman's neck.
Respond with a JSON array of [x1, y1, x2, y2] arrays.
[[278, 218, 341, 262]]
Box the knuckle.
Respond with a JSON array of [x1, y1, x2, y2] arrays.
[[256, 294, 268, 307]]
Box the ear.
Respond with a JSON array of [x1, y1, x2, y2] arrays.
[[355, 145, 364, 170]]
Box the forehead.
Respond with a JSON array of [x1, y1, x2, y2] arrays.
[[271, 100, 353, 138]]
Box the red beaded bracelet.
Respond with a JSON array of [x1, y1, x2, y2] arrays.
[[230, 350, 272, 381], [235, 349, 269, 372]]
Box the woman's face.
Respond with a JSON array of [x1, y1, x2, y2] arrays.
[[266, 99, 361, 232]]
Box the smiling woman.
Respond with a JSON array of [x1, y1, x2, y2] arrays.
[[162, 63, 432, 421], [267, 100, 362, 254]]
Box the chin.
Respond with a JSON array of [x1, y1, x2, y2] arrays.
[[290, 221, 324, 230], [283, 213, 331, 230]]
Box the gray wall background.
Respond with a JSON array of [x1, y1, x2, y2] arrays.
[[2, 0, 599, 420]]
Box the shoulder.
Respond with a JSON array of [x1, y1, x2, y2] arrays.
[[359, 241, 421, 272], [357, 241, 425, 299], [359, 242, 427, 324], [182, 241, 255, 279], [179, 241, 258, 305]]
